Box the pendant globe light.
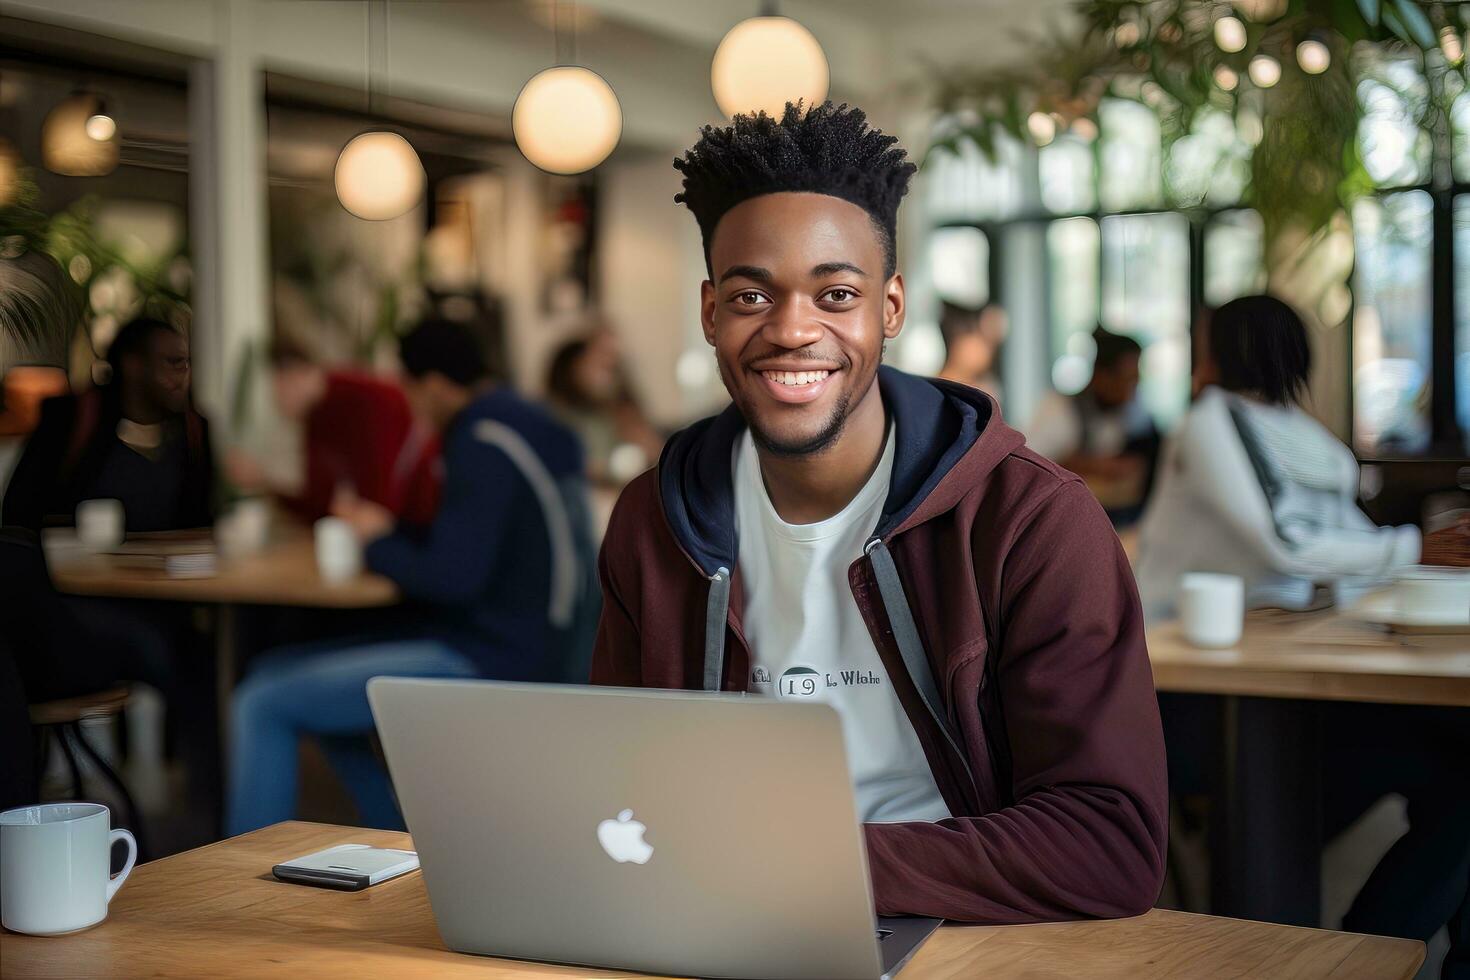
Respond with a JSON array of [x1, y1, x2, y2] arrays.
[[334, 0, 424, 220], [42, 92, 119, 177], [512, 2, 622, 174], [711, 6, 828, 119]]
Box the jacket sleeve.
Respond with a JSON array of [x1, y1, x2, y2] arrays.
[[1179, 392, 1418, 579], [864, 480, 1168, 922], [364, 433, 512, 603], [2, 397, 71, 530], [588, 488, 643, 686]]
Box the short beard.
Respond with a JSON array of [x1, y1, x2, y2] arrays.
[[747, 384, 854, 458]]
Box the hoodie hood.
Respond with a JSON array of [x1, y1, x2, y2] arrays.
[[657, 365, 1023, 576]]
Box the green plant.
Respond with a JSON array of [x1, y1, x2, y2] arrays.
[[925, 0, 1466, 245], [0, 167, 191, 374]]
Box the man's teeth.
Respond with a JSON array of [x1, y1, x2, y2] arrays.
[[763, 370, 831, 386]]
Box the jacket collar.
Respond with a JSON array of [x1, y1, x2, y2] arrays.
[[657, 365, 1013, 577]]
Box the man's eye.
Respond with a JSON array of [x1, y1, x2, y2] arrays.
[[824, 289, 854, 303], [735, 292, 766, 305]]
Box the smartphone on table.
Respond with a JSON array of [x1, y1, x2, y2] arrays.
[[272, 844, 419, 891]]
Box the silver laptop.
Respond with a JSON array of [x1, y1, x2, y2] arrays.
[[367, 678, 941, 980]]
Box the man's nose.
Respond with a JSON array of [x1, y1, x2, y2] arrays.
[[761, 296, 823, 349]]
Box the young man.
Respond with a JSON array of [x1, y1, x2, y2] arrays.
[[591, 103, 1167, 922], [228, 319, 584, 834], [4, 317, 212, 532], [1027, 328, 1160, 525], [224, 339, 439, 524], [936, 300, 1007, 403]]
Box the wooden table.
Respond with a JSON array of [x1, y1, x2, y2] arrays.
[[1147, 606, 1470, 929], [1149, 607, 1470, 707], [46, 529, 397, 608], [0, 821, 1424, 979], [45, 527, 399, 769]]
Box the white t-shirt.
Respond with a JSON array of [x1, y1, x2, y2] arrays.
[[733, 426, 951, 824]]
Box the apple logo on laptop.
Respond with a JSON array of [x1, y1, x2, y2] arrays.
[[597, 809, 653, 864]]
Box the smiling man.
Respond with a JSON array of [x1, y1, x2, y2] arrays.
[[591, 103, 1167, 922]]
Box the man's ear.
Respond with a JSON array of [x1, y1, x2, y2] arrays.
[[883, 273, 906, 341], [700, 280, 717, 347]]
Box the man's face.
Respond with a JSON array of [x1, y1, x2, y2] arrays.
[[132, 329, 190, 416], [700, 192, 904, 456], [1093, 352, 1141, 409], [272, 363, 323, 421], [400, 372, 457, 431]]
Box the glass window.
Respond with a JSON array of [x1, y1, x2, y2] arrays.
[[924, 125, 1025, 223], [1167, 108, 1249, 209], [1046, 217, 1100, 393], [1204, 209, 1266, 307], [928, 226, 989, 308], [1099, 99, 1163, 212], [1452, 196, 1470, 450], [1353, 191, 1432, 454], [1356, 62, 1431, 188], [1039, 136, 1096, 215], [1101, 212, 1191, 426]]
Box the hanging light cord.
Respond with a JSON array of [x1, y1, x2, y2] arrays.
[[552, 1, 578, 67]]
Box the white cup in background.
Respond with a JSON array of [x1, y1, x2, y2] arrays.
[[0, 802, 137, 936], [217, 497, 272, 558], [75, 499, 125, 551], [1178, 572, 1245, 649], [314, 516, 362, 584]]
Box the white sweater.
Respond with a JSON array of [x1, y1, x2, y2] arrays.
[[1134, 387, 1420, 619]]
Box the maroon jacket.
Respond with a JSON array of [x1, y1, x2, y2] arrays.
[[591, 366, 1167, 923]]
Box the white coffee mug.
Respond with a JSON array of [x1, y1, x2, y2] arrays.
[[75, 499, 125, 551], [1178, 572, 1246, 649], [314, 516, 362, 584], [0, 802, 136, 936]]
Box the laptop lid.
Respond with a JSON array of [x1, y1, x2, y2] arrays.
[[368, 678, 887, 980]]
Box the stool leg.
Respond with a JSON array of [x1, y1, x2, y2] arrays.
[[69, 721, 149, 860], [57, 725, 84, 799]]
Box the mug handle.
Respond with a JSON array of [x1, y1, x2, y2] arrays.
[[107, 828, 137, 903]]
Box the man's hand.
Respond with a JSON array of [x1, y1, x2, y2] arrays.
[[223, 448, 269, 492], [330, 486, 395, 543]]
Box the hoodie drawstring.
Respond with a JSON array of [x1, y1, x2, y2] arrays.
[[865, 537, 976, 789], [703, 567, 732, 691]]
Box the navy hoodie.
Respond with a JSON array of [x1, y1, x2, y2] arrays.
[[367, 388, 582, 678]]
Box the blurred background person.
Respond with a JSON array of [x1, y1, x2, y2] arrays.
[[1026, 327, 1158, 525], [545, 327, 663, 486], [1137, 295, 1470, 972], [224, 337, 439, 525], [3, 317, 212, 533], [936, 300, 1006, 403], [1, 317, 217, 814], [1134, 295, 1469, 617], [227, 318, 588, 834]]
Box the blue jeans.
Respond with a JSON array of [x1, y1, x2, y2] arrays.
[[226, 638, 477, 836]]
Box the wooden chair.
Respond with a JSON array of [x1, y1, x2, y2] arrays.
[[29, 686, 147, 855]]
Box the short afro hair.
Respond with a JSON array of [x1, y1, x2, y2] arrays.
[[673, 101, 916, 278]]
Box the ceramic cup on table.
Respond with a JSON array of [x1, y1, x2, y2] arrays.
[[1395, 566, 1470, 623], [217, 497, 272, 558], [75, 498, 125, 551], [314, 516, 362, 584], [0, 802, 137, 936], [1178, 572, 1245, 649]]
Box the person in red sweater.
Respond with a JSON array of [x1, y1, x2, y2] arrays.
[[225, 340, 439, 525]]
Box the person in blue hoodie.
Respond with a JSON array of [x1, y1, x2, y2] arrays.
[[227, 318, 584, 834]]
